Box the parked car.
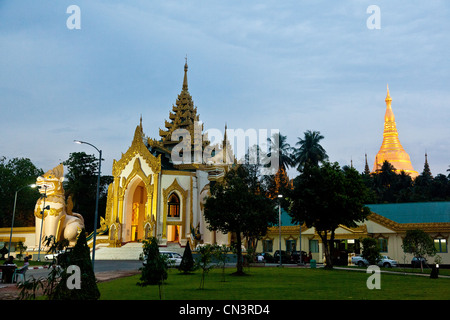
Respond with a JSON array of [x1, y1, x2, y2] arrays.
[[290, 251, 307, 264], [411, 257, 428, 268], [274, 250, 291, 264], [378, 255, 398, 268], [44, 250, 65, 261], [351, 255, 398, 268], [142, 251, 183, 267], [161, 251, 183, 267], [351, 255, 368, 266]]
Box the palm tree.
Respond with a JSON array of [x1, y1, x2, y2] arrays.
[[266, 132, 295, 171], [293, 130, 328, 172]]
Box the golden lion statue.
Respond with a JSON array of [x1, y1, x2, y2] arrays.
[[34, 164, 85, 248]]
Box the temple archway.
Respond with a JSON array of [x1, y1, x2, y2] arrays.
[[123, 177, 147, 242]]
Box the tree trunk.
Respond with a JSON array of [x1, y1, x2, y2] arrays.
[[235, 232, 244, 275], [318, 230, 333, 269], [329, 230, 336, 268]]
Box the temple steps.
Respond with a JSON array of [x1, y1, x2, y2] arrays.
[[91, 241, 185, 260], [91, 242, 143, 260], [160, 242, 185, 255]]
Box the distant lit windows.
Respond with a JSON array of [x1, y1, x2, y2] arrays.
[[434, 238, 447, 253]]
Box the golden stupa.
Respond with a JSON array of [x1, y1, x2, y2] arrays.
[[372, 85, 418, 178]]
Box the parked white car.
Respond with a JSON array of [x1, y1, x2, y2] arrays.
[[143, 251, 183, 267], [160, 251, 183, 267], [351, 255, 398, 268], [44, 250, 65, 261]]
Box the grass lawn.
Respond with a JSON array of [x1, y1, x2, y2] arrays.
[[347, 265, 450, 277], [98, 267, 450, 300]]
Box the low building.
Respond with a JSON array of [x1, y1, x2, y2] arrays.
[[257, 201, 450, 266]]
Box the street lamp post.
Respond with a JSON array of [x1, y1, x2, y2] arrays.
[[298, 222, 304, 266], [37, 185, 49, 262], [278, 194, 283, 267], [74, 140, 102, 271], [8, 184, 37, 258]]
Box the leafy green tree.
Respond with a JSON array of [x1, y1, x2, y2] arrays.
[[178, 243, 196, 274], [63, 152, 112, 233], [213, 244, 230, 282], [361, 237, 381, 265], [138, 237, 168, 288], [0, 157, 42, 227], [292, 130, 328, 172], [204, 165, 277, 275], [266, 132, 295, 171], [195, 244, 216, 289], [361, 172, 377, 204], [402, 229, 436, 272], [16, 241, 27, 260], [366, 159, 450, 203], [373, 161, 397, 202], [412, 158, 434, 201], [430, 174, 449, 200], [392, 171, 413, 202], [290, 162, 371, 269]]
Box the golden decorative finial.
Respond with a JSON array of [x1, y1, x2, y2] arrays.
[[385, 84, 392, 103]]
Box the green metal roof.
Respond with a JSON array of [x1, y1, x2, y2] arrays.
[[276, 202, 450, 227], [367, 202, 450, 224], [280, 208, 297, 226]]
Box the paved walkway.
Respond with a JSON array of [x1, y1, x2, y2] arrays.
[[0, 269, 140, 300]]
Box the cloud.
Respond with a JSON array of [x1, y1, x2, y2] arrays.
[[1, 0, 449, 178]]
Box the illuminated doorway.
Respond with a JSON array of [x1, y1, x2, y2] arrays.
[[167, 225, 180, 242], [128, 180, 145, 242]]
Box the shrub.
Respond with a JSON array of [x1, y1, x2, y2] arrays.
[[137, 237, 167, 286], [51, 230, 100, 300], [178, 243, 196, 274], [361, 237, 381, 265]]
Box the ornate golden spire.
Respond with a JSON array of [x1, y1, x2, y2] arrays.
[[372, 85, 418, 178], [157, 59, 209, 152]]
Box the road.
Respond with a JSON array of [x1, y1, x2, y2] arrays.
[[25, 260, 143, 281]]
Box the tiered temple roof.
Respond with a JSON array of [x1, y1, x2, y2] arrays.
[[154, 60, 208, 153]]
